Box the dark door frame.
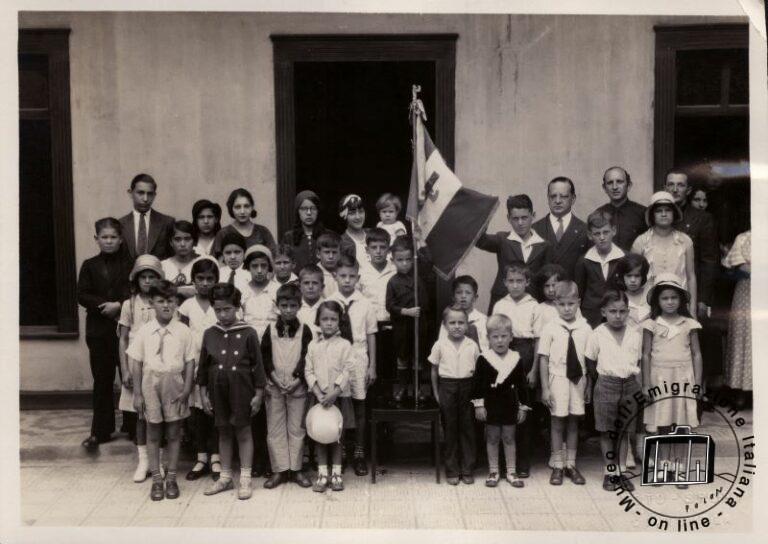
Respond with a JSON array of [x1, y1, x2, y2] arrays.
[[271, 34, 457, 235], [653, 24, 748, 190]]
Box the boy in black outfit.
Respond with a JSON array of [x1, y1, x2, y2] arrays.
[[77, 217, 132, 451]]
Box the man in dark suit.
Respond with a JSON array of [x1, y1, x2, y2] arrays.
[[665, 169, 719, 320], [532, 177, 590, 281], [477, 194, 550, 311], [594, 166, 647, 251], [119, 173, 175, 261]]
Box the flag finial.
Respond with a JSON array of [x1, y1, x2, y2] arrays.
[[409, 84, 427, 123]]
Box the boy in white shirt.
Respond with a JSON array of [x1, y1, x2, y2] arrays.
[[438, 275, 488, 352], [429, 306, 480, 485], [329, 255, 378, 476], [538, 280, 592, 486], [297, 264, 325, 338], [128, 280, 196, 501]]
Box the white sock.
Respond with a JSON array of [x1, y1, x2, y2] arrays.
[[137, 445, 148, 460], [197, 453, 208, 463], [318, 465, 328, 476], [332, 464, 342, 476], [211, 453, 220, 463]]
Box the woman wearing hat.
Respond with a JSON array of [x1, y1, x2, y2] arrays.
[[338, 194, 369, 267], [282, 190, 334, 272], [631, 192, 697, 313], [191, 199, 222, 257], [211, 188, 277, 259]]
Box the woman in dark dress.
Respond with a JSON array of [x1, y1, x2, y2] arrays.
[[211, 188, 276, 258], [282, 190, 334, 272]]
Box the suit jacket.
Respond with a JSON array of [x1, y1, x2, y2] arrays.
[[119, 209, 175, 261], [477, 230, 550, 309], [675, 205, 719, 306], [574, 246, 625, 327], [594, 199, 647, 251], [532, 214, 590, 280], [77, 252, 132, 337]]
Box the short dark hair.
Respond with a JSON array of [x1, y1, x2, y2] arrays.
[[547, 176, 576, 197], [602, 166, 631, 185], [276, 283, 302, 304], [503, 261, 531, 281], [191, 199, 222, 241], [317, 231, 341, 250], [130, 173, 156, 190], [191, 258, 219, 281], [452, 274, 478, 295], [274, 243, 295, 261], [366, 227, 391, 247], [299, 264, 324, 283], [335, 255, 359, 271], [94, 217, 122, 235], [226, 188, 257, 219], [389, 235, 413, 255], [148, 279, 177, 300], [587, 209, 615, 230], [172, 220, 195, 237], [665, 167, 689, 182], [209, 282, 242, 306], [533, 263, 568, 301], [220, 231, 247, 252], [610, 253, 650, 290], [506, 194, 533, 213], [600, 288, 628, 309]]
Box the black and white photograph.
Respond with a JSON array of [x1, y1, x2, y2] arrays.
[[3, 0, 767, 540]]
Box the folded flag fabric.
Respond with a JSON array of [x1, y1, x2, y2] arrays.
[[405, 103, 499, 280]]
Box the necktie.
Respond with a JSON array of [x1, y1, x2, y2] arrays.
[[137, 212, 148, 255], [555, 217, 564, 243], [565, 327, 583, 384], [157, 328, 169, 367], [228, 269, 236, 285], [467, 322, 479, 345]]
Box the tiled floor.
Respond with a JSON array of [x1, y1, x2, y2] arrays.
[[19, 409, 753, 532]]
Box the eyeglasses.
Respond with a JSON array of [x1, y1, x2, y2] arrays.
[[299, 206, 318, 213]]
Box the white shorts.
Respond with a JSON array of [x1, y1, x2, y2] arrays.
[[349, 348, 369, 401], [549, 374, 586, 418]]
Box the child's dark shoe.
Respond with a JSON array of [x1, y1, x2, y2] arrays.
[[165, 480, 180, 500], [516, 469, 530, 479], [251, 465, 266, 478], [150, 481, 165, 501], [211, 461, 222, 481], [81, 436, 100, 452], [446, 476, 460, 486], [353, 456, 368, 476], [565, 467, 586, 485], [263, 471, 289, 489], [460, 474, 475, 485], [549, 468, 564, 485], [186, 462, 209, 481], [620, 473, 636, 491], [292, 471, 312, 488], [485, 472, 499, 487], [602, 474, 615, 491]]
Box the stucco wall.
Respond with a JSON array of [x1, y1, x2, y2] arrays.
[[18, 12, 741, 391]]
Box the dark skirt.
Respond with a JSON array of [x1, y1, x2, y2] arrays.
[[210, 367, 256, 428], [593, 374, 641, 433]]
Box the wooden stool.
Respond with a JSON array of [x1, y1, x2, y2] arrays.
[[370, 405, 441, 483]]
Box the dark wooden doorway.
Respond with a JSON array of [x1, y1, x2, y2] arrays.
[[271, 35, 456, 236]]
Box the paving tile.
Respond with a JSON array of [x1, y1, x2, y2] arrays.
[[21, 488, 64, 507], [35, 515, 91, 527], [509, 513, 565, 530], [321, 515, 369, 528], [369, 499, 415, 517], [459, 497, 507, 515], [557, 513, 611, 531], [505, 497, 553, 514], [81, 515, 132, 527], [464, 513, 516, 530], [369, 514, 416, 529], [414, 499, 461, 515], [546, 496, 601, 514], [416, 514, 465, 529], [129, 516, 179, 527], [323, 498, 368, 517], [43, 501, 97, 520], [272, 514, 320, 528]]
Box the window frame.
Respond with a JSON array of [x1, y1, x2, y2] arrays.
[[653, 24, 749, 190], [19, 29, 78, 339]]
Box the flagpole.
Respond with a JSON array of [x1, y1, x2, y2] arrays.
[[410, 84, 421, 410]]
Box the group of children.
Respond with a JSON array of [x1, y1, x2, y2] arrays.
[[78, 186, 706, 501]]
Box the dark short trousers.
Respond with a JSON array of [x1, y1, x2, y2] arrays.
[[511, 337, 535, 374], [210, 366, 256, 428], [593, 374, 642, 433]]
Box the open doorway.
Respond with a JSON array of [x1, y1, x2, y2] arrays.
[[294, 61, 436, 231]]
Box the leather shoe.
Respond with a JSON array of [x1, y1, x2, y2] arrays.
[[460, 474, 475, 485], [165, 480, 180, 499], [565, 467, 586, 485], [292, 471, 312, 488], [550, 468, 564, 485], [150, 481, 165, 501], [263, 471, 288, 489], [186, 462, 210, 481], [353, 456, 368, 476], [82, 436, 100, 452]]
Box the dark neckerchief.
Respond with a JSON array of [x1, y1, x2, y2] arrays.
[[276, 317, 301, 338]]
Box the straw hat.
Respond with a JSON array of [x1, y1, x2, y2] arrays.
[[305, 403, 343, 444], [129, 254, 165, 281], [645, 191, 683, 226], [647, 272, 690, 305]]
